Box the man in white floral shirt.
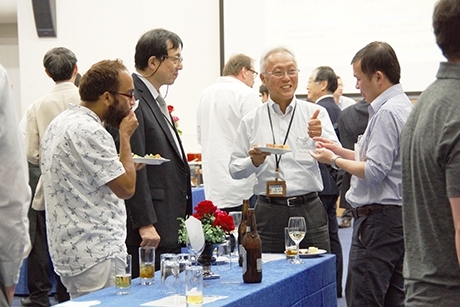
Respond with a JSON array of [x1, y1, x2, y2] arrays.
[[41, 59, 142, 298]]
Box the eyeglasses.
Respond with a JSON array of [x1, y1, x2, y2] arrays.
[[247, 68, 259, 79], [110, 90, 135, 99], [264, 69, 299, 78], [162, 55, 184, 64]]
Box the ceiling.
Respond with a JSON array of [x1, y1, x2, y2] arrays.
[[0, 0, 17, 23]]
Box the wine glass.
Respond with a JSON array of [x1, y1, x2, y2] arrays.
[[185, 232, 204, 266], [229, 211, 242, 257], [287, 216, 306, 264]]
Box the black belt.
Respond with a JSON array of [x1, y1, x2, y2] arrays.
[[258, 192, 318, 207], [351, 204, 401, 218]]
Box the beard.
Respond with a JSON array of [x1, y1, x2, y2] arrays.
[[104, 96, 129, 129]]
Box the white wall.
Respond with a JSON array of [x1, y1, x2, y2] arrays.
[[224, 0, 444, 95], [17, 0, 220, 153]]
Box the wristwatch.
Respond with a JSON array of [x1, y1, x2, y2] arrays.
[[331, 155, 341, 170]]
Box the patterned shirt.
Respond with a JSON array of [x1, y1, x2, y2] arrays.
[[41, 104, 127, 277]]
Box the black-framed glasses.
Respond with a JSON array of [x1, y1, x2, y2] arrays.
[[264, 69, 299, 78], [162, 55, 184, 64], [247, 68, 259, 78], [110, 90, 135, 99]]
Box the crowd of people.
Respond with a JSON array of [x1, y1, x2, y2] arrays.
[[1, 0, 459, 307]]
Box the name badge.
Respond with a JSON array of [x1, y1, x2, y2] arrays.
[[266, 180, 286, 197]]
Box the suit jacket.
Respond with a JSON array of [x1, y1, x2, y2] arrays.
[[337, 99, 369, 208], [121, 74, 192, 250], [317, 96, 342, 196]]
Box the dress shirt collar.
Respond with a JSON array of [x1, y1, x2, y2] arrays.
[[134, 72, 161, 102], [368, 83, 405, 118], [315, 94, 334, 103], [268, 97, 297, 115], [437, 61, 460, 79]]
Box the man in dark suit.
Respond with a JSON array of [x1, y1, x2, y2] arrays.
[[121, 28, 192, 276], [307, 65, 343, 297]]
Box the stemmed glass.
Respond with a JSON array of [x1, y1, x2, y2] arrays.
[[185, 232, 204, 266], [229, 211, 242, 257], [287, 216, 306, 264]]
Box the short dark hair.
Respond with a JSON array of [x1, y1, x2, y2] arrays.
[[313, 66, 338, 93], [79, 59, 127, 102], [134, 28, 183, 71], [222, 54, 253, 76], [259, 84, 269, 95], [433, 0, 460, 60], [351, 41, 400, 84], [43, 47, 77, 82]]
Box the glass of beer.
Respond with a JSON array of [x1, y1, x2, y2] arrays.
[[139, 246, 155, 285], [284, 227, 298, 262], [185, 265, 203, 306], [115, 254, 132, 295]]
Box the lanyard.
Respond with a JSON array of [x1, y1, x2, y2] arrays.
[[266, 102, 297, 172]]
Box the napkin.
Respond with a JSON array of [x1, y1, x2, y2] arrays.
[[140, 294, 227, 306], [54, 300, 101, 307], [185, 216, 205, 253]]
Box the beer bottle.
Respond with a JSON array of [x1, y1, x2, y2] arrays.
[[242, 208, 262, 283], [238, 199, 250, 267]]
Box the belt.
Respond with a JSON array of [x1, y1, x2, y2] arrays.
[[258, 192, 318, 207], [351, 204, 401, 218]]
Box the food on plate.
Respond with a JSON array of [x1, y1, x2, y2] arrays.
[[132, 153, 163, 159], [308, 246, 319, 254], [265, 143, 290, 150]]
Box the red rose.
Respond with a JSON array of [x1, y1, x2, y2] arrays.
[[192, 212, 204, 220], [213, 210, 235, 232], [194, 200, 217, 216], [167, 105, 174, 113]]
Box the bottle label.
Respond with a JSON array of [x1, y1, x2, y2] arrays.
[[241, 246, 247, 274], [256, 258, 262, 272]]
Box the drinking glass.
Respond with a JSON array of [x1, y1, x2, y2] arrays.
[[287, 216, 306, 264], [284, 227, 298, 262], [115, 254, 132, 295], [185, 265, 204, 306], [177, 253, 192, 295], [160, 254, 179, 294], [214, 235, 232, 271], [229, 211, 242, 256], [185, 232, 204, 265], [139, 246, 155, 285]]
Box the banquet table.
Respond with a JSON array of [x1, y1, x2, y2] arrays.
[[53, 254, 336, 307]]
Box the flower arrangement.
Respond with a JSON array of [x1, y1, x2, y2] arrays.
[[167, 105, 182, 135], [178, 200, 235, 244]]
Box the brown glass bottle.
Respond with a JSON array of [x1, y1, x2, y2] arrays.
[[238, 199, 250, 267], [242, 208, 262, 283]]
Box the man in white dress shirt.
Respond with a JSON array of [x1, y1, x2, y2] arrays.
[[0, 63, 31, 307], [229, 47, 339, 253], [197, 54, 261, 211]]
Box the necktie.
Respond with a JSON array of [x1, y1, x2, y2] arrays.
[[156, 95, 172, 124]]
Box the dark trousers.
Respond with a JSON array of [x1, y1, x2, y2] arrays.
[[345, 207, 404, 307], [27, 209, 52, 307], [254, 195, 330, 253], [319, 194, 343, 297]]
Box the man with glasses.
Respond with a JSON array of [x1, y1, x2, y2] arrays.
[[41, 59, 141, 298], [229, 47, 338, 253], [197, 54, 261, 212], [111, 28, 191, 274]]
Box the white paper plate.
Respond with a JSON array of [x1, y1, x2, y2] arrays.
[[298, 248, 327, 258], [133, 157, 170, 165], [254, 146, 291, 155]]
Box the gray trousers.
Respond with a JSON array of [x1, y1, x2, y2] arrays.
[[254, 195, 330, 253]]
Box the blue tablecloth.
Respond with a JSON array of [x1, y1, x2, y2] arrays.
[[192, 186, 205, 209], [55, 254, 336, 307]]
